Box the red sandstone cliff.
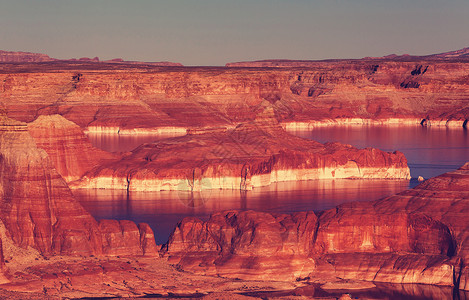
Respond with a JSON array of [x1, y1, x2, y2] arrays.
[[0, 57, 467, 132], [0, 116, 157, 257], [162, 162, 469, 288], [72, 117, 410, 191], [28, 114, 120, 182]]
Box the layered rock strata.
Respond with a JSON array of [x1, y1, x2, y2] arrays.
[[72, 120, 410, 191], [163, 162, 469, 289], [0, 56, 468, 132], [0, 116, 156, 257], [28, 114, 120, 182]]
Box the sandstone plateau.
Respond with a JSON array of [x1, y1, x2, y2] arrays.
[[0, 50, 468, 133], [0, 50, 54, 63], [72, 115, 410, 191], [0, 49, 182, 66], [163, 162, 469, 290]]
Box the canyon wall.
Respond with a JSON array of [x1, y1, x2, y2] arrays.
[[0, 59, 468, 132], [163, 162, 469, 288], [28, 114, 120, 182], [0, 116, 157, 257]]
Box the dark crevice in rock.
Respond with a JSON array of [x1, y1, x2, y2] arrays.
[[400, 81, 420, 89]]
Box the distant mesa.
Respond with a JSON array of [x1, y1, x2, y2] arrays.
[[0, 50, 54, 63], [0, 50, 183, 66]]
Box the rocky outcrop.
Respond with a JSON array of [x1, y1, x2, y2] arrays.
[[28, 114, 120, 182], [0, 116, 156, 257], [163, 210, 317, 281], [162, 162, 469, 288], [0, 50, 54, 63], [0, 55, 468, 131], [163, 209, 455, 284], [72, 118, 410, 191], [99, 220, 157, 256]]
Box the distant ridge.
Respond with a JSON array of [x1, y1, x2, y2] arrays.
[[0, 50, 183, 66], [425, 47, 469, 59], [363, 47, 469, 60], [226, 47, 469, 67]]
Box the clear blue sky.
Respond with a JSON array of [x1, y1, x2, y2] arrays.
[[0, 0, 468, 65]]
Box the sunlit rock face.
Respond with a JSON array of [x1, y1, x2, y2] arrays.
[[163, 163, 469, 288], [72, 118, 410, 191], [373, 162, 469, 290], [28, 114, 120, 182], [99, 220, 158, 256], [162, 210, 318, 281], [0, 58, 467, 132], [0, 116, 156, 257]]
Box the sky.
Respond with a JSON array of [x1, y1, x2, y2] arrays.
[[0, 0, 468, 66]]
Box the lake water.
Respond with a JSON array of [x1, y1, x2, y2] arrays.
[[79, 126, 468, 244], [291, 125, 468, 180]]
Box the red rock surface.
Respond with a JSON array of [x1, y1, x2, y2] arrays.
[[0, 56, 468, 131], [163, 210, 317, 281], [163, 162, 469, 288], [99, 220, 157, 256], [0, 116, 156, 257], [28, 114, 120, 182], [72, 117, 410, 191]]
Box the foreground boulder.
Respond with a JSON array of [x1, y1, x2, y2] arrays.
[[0, 116, 156, 257], [163, 162, 469, 288]]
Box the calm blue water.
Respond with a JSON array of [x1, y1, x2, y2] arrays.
[[291, 125, 468, 180]]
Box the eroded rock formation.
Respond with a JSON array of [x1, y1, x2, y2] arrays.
[[0, 54, 468, 132], [72, 117, 410, 191], [28, 114, 120, 182], [0, 116, 156, 257], [163, 162, 469, 288]]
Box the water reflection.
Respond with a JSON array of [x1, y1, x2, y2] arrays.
[[289, 126, 469, 179], [74, 179, 409, 244], [86, 132, 183, 152], [244, 282, 455, 300]]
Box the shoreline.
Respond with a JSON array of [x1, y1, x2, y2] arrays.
[[83, 118, 468, 137], [71, 166, 411, 192], [281, 118, 468, 130]]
